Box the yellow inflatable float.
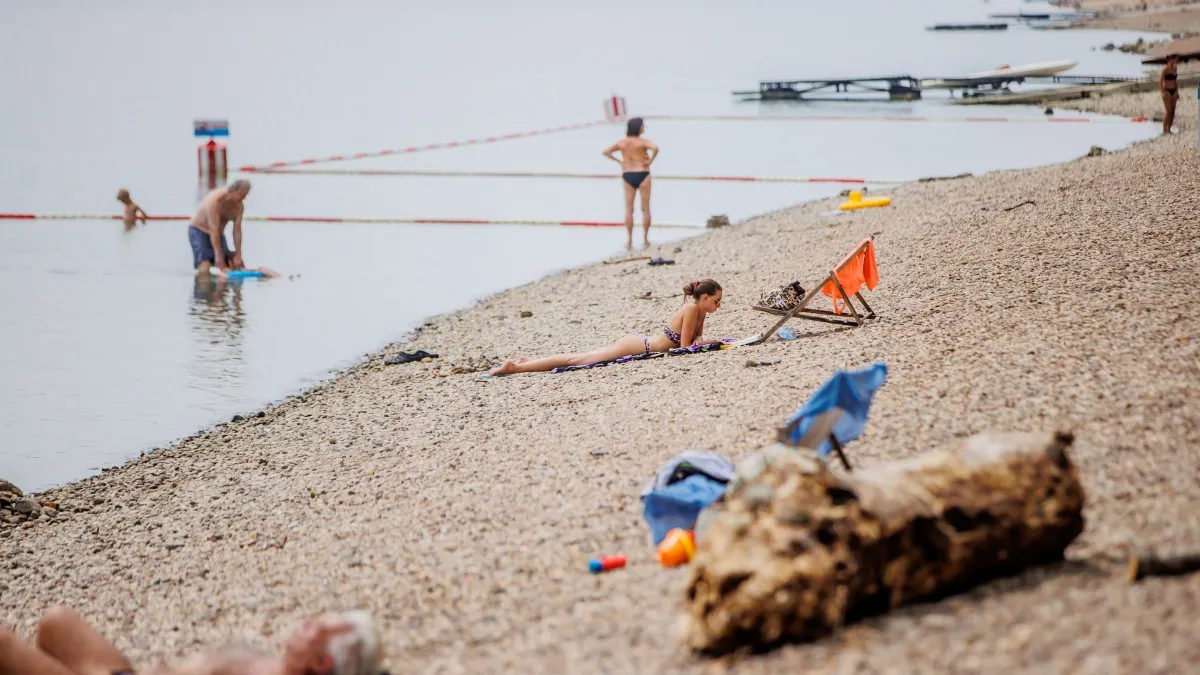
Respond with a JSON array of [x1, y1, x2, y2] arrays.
[[839, 190, 891, 211]]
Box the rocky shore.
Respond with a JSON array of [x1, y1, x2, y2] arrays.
[[1080, 0, 1200, 35], [2, 91, 1198, 673], [1080, 0, 1200, 58]]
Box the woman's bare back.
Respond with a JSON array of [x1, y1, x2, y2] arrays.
[[615, 137, 657, 172], [665, 303, 703, 341]]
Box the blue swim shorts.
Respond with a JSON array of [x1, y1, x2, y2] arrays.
[[188, 226, 233, 269]]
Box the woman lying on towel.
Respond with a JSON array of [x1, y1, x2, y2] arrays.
[[490, 279, 723, 375]]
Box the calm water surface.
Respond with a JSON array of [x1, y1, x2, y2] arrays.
[[0, 0, 1159, 491]]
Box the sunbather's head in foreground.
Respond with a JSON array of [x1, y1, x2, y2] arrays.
[[0, 606, 381, 675], [491, 278, 723, 375]]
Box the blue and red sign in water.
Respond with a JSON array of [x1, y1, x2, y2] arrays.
[[194, 119, 229, 137]]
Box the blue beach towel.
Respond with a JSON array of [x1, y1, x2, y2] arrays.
[[784, 362, 888, 458]]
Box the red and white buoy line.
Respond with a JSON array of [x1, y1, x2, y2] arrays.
[[234, 112, 1151, 173], [0, 213, 703, 229], [236, 119, 611, 173], [641, 113, 1152, 124], [243, 167, 907, 185]]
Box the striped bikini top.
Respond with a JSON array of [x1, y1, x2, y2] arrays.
[[664, 319, 701, 346]]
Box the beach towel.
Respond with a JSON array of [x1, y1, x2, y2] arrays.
[[641, 450, 735, 544], [550, 342, 730, 374], [783, 362, 888, 458], [821, 239, 879, 314]]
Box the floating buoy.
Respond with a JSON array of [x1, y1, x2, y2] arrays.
[[195, 119, 229, 188], [839, 190, 891, 211], [198, 139, 227, 187]]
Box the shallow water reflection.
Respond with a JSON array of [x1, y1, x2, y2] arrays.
[[189, 275, 247, 383]]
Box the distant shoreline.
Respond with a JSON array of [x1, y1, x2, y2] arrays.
[[1074, 1, 1200, 65]]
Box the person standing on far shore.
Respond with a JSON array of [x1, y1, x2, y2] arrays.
[[1160, 54, 1179, 135], [603, 117, 659, 249]]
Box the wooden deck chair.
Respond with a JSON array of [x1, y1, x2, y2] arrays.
[[748, 237, 878, 345], [776, 408, 852, 471]]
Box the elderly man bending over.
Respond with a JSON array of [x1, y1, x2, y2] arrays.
[[189, 180, 279, 278]]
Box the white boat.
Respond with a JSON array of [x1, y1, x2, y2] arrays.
[[922, 60, 1078, 89], [966, 60, 1077, 80]]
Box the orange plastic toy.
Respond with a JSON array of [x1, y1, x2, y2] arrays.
[[657, 529, 696, 567]]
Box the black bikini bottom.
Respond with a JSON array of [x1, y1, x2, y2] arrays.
[[623, 171, 649, 189]]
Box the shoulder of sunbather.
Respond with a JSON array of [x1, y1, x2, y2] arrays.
[[671, 302, 699, 326]]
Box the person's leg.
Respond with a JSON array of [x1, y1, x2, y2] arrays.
[[492, 335, 648, 374], [222, 238, 236, 269], [35, 606, 134, 675], [189, 226, 214, 276], [639, 177, 653, 248], [0, 626, 77, 675], [492, 351, 587, 374], [1164, 93, 1177, 134], [622, 180, 636, 249]]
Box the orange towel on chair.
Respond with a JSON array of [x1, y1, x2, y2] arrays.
[[821, 240, 879, 314]]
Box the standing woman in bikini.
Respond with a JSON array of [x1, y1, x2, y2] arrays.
[[490, 279, 722, 375], [603, 117, 659, 249], [1160, 54, 1179, 135]]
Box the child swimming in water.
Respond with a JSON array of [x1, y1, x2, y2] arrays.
[[116, 188, 149, 229]]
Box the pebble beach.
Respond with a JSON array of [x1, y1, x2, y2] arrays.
[[3, 87, 1199, 673]]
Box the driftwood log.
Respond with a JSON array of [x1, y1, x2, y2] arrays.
[[683, 431, 1085, 654]]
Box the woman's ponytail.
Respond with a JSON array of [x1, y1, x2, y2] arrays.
[[683, 279, 722, 300]]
